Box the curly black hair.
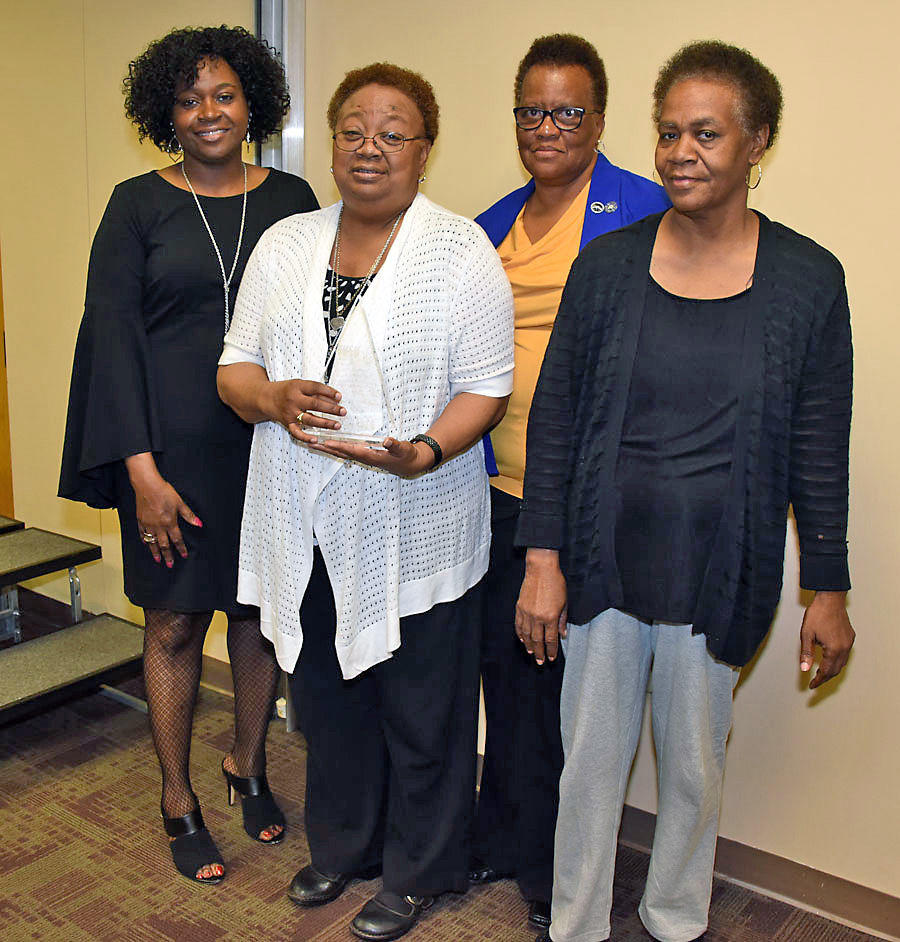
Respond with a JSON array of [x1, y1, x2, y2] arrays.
[[123, 25, 290, 153], [327, 63, 439, 142], [514, 34, 608, 113], [653, 40, 783, 149]]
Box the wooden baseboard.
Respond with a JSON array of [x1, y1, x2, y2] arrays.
[[203, 655, 897, 940], [620, 805, 900, 941]]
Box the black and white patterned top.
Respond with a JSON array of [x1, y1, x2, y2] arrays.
[[322, 268, 376, 381]]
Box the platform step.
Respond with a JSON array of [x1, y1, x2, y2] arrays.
[[0, 614, 144, 721], [0, 528, 101, 585], [0, 516, 24, 535]]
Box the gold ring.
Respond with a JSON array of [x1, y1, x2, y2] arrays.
[[296, 411, 306, 426]]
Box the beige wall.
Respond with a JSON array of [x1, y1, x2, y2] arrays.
[[302, 0, 900, 897], [1, 0, 897, 903], [0, 0, 254, 660]]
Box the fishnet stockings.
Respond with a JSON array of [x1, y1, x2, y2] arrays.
[[224, 615, 280, 778], [143, 609, 212, 819], [144, 610, 281, 829]]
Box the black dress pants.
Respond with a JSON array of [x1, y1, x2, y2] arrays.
[[291, 547, 482, 896], [470, 487, 565, 904]]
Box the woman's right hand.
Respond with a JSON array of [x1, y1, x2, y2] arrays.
[[125, 453, 202, 568], [264, 378, 346, 442], [515, 548, 568, 665]]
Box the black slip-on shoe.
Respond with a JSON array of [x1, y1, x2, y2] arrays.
[[287, 864, 349, 906], [467, 864, 511, 884], [350, 891, 434, 941], [527, 899, 551, 929]]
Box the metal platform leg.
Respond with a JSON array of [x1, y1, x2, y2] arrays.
[[283, 670, 297, 732], [68, 567, 82, 623], [0, 585, 21, 643], [99, 684, 148, 713]]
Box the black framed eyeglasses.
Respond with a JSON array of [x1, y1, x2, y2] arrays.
[[513, 106, 601, 131], [333, 130, 429, 153]]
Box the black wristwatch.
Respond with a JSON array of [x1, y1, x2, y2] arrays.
[[410, 434, 443, 469]]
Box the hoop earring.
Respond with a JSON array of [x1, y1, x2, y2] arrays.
[[595, 139, 605, 153], [746, 162, 762, 189], [418, 173, 427, 183], [329, 166, 334, 174]]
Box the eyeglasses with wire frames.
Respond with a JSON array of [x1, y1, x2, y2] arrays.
[[513, 106, 602, 131], [333, 130, 430, 153]]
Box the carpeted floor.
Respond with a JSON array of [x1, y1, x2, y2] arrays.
[[0, 680, 883, 942]]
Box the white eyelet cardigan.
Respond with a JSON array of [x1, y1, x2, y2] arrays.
[[222, 194, 515, 678]]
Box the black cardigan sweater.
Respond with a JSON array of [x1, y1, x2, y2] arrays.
[[516, 212, 852, 666]]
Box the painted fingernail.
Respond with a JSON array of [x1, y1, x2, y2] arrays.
[[166, 560, 173, 569], [194, 517, 203, 527]]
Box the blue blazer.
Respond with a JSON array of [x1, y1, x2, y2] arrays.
[[475, 153, 670, 475]]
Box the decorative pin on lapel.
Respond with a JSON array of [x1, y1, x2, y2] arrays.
[[590, 201, 619, 214]]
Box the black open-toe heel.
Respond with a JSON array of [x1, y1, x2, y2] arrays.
[[162, 805, 225, 885], [222, 759, 286, 844]]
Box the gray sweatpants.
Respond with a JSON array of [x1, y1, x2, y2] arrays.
[[551, 608, 739, 942]]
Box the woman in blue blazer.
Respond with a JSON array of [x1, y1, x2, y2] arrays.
[[469, 33, 669, 933]]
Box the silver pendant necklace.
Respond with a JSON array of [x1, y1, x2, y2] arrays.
[[323, 206, 404, 378], [182, 161, 248, 335]]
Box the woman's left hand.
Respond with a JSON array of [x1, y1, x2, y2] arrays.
[[309, 436, 433, 477], [799, 590, 855, 689]]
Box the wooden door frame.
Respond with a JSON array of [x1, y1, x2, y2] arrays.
[[0, 246, 14, 516]]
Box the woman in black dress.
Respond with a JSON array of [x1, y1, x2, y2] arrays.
[[59, 26, 318, 884]]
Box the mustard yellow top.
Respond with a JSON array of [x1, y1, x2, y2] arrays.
[[491, 180, 591, 498]]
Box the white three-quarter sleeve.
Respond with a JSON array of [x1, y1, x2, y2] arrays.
[[450, 365, 514, 398], [448, 231, 515, 392], [218, 342, 265, 367]]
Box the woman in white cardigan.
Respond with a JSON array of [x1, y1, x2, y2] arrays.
[[217, 63, 514, 941]]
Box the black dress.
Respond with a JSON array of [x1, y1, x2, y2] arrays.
[[59, 169, 318, 613]]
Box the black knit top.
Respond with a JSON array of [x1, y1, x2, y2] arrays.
[[614, 276, 751, 624], [516, 212, 852, 666]]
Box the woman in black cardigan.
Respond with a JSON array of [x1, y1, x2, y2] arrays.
[[518, 41, 855, 942]]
